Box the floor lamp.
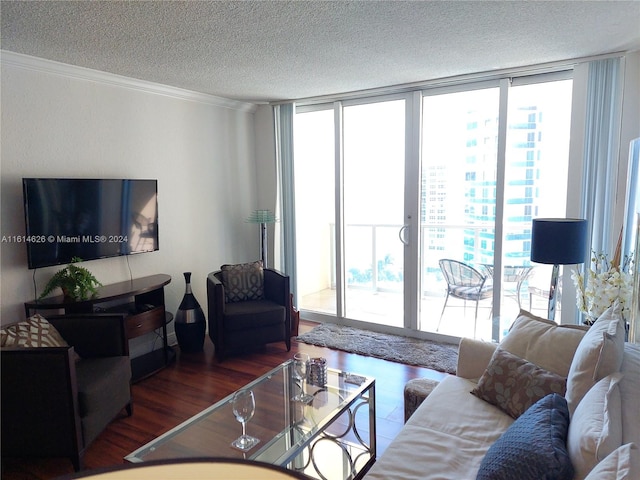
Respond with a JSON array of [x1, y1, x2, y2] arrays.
[[247, 209, 277, 268], [530, 218, 588, 321]]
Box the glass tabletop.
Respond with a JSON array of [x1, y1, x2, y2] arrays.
[[125, 359, 374, 469]]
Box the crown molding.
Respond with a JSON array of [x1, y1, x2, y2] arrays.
[[1, 50, 258, 113]]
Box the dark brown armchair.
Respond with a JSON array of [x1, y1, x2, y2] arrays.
[[207, 265, 291, 361], [1, 313, 132, 471]]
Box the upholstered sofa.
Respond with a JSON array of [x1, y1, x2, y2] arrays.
[[1, 313, 132, 471], [365, 304, 639, 480]]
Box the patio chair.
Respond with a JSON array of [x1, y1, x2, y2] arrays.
[[437, 259, 493, 338]]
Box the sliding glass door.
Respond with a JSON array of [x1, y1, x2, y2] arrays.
[[419, 87, 500, 339], [293, 74, 573, 341], [419, 78, 573, 341], [342, 99, 406, 327], [295, 98, 408, 328]]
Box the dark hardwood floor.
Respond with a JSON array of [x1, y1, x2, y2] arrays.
[[2, 320, 447, 479]]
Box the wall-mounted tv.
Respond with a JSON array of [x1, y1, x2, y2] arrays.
[[23, 178, 159, 269]]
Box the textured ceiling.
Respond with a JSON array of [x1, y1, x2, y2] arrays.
[[2, 1, 640, 103]]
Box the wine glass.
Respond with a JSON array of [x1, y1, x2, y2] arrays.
[[231, 389, 260, 451], [292, 352, 313, 404]]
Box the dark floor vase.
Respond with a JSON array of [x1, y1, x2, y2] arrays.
[[175, 272, 206, 353]]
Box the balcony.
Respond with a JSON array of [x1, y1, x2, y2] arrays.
[[298, 223, 558, 341]]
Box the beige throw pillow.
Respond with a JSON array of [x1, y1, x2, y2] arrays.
[[565, 303, 626, 416], [499, 309, 587, 377], [0, 314, 68, 348], [583, 443, 639, 480], [568, 373, 624, 480], [471, 347, 567, 419]]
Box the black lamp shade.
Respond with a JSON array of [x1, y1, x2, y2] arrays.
[[531, 218, 588, 265]]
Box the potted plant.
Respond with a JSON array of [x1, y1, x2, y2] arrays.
[[39, 257, 103, 301]]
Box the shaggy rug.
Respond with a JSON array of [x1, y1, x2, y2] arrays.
[[296, 323, 458, 374]]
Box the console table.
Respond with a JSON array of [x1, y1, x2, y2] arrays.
[[25, 274, 175, 382]]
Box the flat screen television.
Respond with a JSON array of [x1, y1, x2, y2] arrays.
[[23, 178, 159, 269]]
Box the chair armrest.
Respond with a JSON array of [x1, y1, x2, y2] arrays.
[[207, 272, 225, 313], [263, 269, 289, 305], [1, 347, 82, 457], [264, 269, 291, 332], [456, 338, 497, 380], [48, 314, 128, 358]]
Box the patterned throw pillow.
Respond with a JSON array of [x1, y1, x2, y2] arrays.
[[0, 314, 69, 348], [472, 347, 567, 419], [476, 393, 574, 480], [221, 261, 265, 303]]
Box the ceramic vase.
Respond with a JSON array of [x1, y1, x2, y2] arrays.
[[175, 272, 206, 353]]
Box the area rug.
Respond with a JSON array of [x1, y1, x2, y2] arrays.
[[296, 323, 458, 374]]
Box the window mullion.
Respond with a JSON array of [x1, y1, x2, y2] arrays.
[[492, 78, 510, 340], [334, 101, 346, 318]]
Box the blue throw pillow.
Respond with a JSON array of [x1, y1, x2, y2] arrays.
[[476, 393, 574, 480]]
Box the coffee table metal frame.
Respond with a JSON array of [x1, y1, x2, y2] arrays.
[[125, 360, 376, 480]]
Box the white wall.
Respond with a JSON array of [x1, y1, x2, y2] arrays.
[[0, 53, 262, 355]]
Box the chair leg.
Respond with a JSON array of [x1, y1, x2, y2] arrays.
[[285, 337, 291, 352], [125, 401, 133, 417], [437, 294, 450, 331], [529, 293, 533, 310], [473, 300, 480, 339], [215, 346, 224, 362], [71, 453, 83, 472]]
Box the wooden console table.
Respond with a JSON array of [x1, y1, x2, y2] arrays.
[[25, 274, 175, 382]]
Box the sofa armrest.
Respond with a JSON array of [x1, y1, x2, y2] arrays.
[[456, 338, 497, 380], [48, 314, 128, 358], [1, 347, 83, 460]]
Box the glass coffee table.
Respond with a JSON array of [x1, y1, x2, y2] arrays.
[[125, 360, 376, 480]]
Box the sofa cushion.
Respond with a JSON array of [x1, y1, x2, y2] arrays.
[[476, 393, 573, 480], [75, 356, 132, 445], [565, 303, 625, 416], [583, 443, 639, 480], [0, 314, 69, 348], [221, 261, 264, 303], [499, 309, 586, 377], [471, 347, 566, 419], [365, 375, 514, 479], [567, 373, 623, 480]]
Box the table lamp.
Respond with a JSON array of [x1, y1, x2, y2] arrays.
[[530, 218, 588, 320]]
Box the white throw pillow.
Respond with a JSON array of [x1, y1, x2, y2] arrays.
[[583, 443, 639, 480], [619, 345, 640, 445], [499, 309, 587, 376], [565, 302, 626, 416], [568, 373, 624, 480]]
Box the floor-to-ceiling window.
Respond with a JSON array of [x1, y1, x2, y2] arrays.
[[342, 99, 406, 327], [420, 78, 573, 341], [294, 108, 336, 315], [294, 73, 573, 342]]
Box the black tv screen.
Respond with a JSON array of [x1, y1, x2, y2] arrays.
[[23, 178, 159, 269]]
